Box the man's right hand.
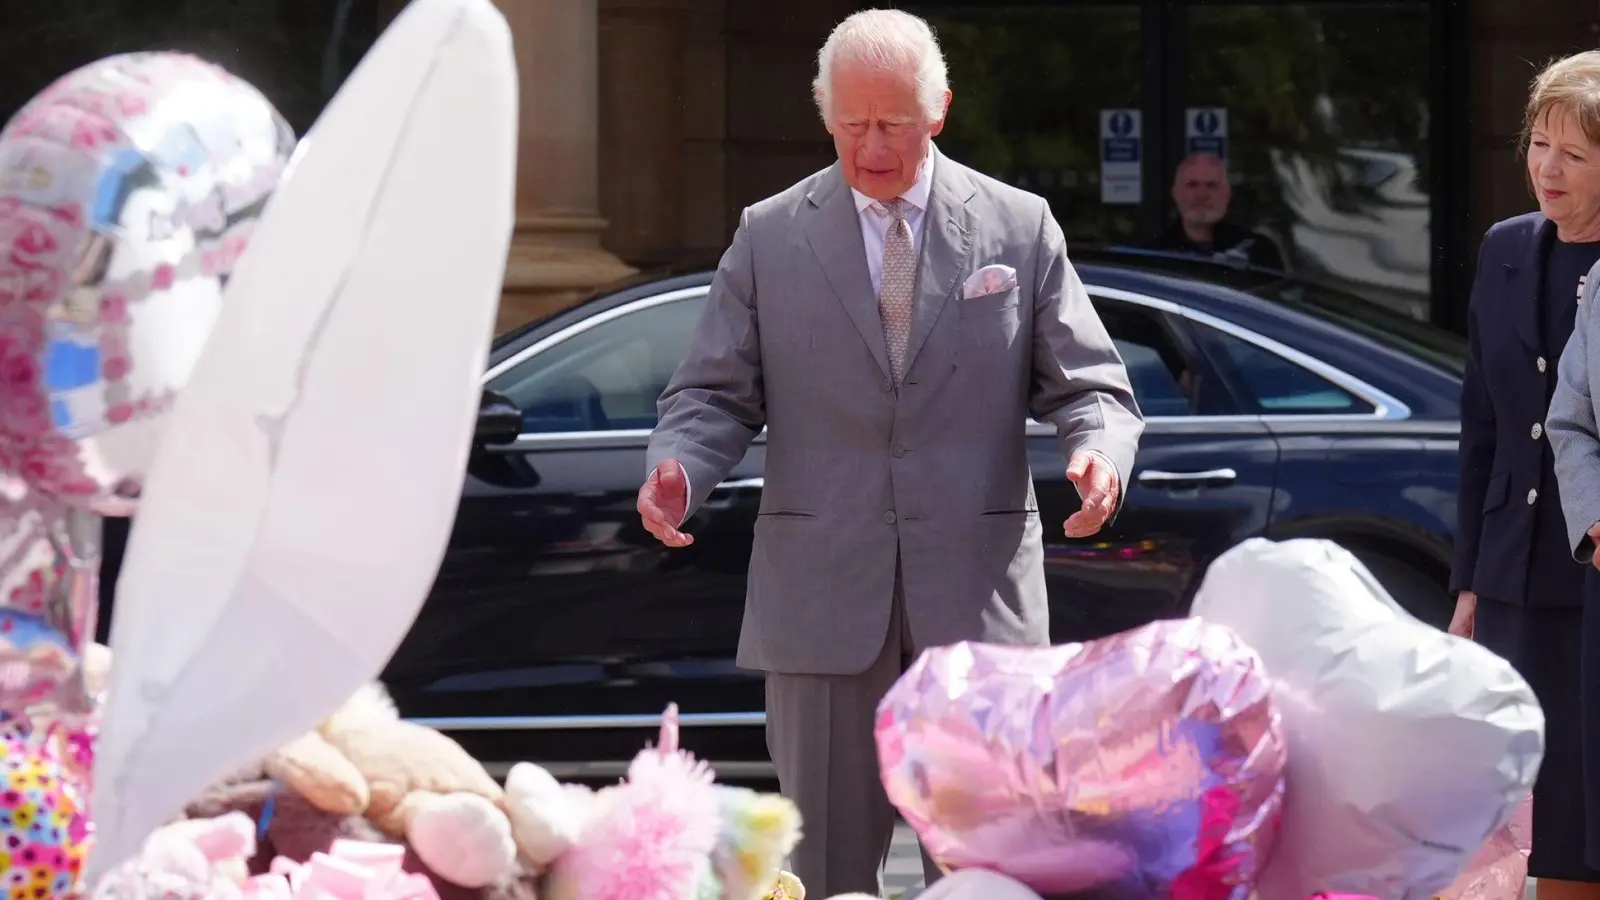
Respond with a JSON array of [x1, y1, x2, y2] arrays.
[[638, 458, 693, 547], [1448, 590, 1477, 639]]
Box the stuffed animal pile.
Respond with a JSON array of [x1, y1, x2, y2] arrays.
[[87, 672, 806, 900]]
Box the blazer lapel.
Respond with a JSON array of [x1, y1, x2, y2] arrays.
[[1505, 214, 1555, 353], [804, 166, 891, 380], [904, 148, 976, 380]]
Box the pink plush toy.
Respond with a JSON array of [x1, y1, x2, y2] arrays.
[[89, 811, 259, 898], [243, 838, 441, 899], [90, 813, 442, 900], [541, 705, 724, 900]]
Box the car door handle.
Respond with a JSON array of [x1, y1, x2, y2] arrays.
[[714, 477, 764, 491], [1136, 468, 1237, 487]]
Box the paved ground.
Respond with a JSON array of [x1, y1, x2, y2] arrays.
[[887, 823, 1540, 900], [885, 822, 925, 898]]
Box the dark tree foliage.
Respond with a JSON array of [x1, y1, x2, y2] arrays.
[[0, 0, 379, 138]]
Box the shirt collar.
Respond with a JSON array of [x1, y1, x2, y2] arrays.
[[851, 149, 936, 215]]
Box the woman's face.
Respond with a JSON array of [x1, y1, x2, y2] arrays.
[[1528, 105, 1600, 234]]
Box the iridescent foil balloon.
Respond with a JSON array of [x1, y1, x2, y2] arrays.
[[0, 51, 296, 515], [876, 618, 1287, 900], [0, 52, 294, 719]]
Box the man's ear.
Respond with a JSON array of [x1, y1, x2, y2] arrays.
[[929, 90, 952, 137]]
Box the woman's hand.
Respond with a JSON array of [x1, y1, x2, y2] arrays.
[[1448, 590, 1477, 638]]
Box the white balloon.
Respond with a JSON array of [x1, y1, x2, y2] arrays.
[[1190, 538, 1543, 900], [87, 0, 517, 877]]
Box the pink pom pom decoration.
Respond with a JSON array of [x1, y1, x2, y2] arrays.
[[544, 704, 724, 900]]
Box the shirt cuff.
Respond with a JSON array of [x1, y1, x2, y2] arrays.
[[1085, 450, 1118, 487]]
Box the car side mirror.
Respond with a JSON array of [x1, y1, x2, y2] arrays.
[[474, 389, 522, 448]]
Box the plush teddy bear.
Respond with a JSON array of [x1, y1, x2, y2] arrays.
[[175, 680, 545, 899], [185, 770, 539, 900], [262, 682, 521, 890]]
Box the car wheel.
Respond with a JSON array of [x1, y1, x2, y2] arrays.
[[1350, 549, 1452, 632]]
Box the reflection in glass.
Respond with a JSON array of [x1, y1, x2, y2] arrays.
[[1188, 4, 1432, 319], [912, 5, 1144, 244], [488, 298, 707, 434]]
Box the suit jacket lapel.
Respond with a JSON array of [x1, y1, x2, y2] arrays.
[[1505, 214, 1555, 353], [804, 166, 891, 380], [904, 148, 976, 380]]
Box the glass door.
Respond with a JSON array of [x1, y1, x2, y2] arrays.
[[1183, 2, 1434, 319], [905, 2, 1151, 245]]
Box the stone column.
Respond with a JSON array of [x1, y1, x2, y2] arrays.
[[598, 0, 691, 268], [492, 0, 636, 331]]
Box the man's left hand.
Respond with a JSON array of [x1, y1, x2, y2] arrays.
[[1064, 451, 1120, 538]]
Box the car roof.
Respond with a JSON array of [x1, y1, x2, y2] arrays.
[[491, 248, 1285, 352], [488, 248, 1462, 420]]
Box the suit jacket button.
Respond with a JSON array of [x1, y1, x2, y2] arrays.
[[883, 510, 897, 524], [892, 444, 907, 458], [1539, 357, 1548, 373], [1532, 423, 1544, 440], [1528, 488, 1539, 505]]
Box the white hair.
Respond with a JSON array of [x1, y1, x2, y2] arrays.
[[812, 9, 949, 124]]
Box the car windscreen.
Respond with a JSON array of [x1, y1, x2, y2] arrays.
[[1249, 280, 1467, 377]]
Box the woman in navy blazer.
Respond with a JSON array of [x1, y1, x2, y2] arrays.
[[1453, 51, 1600, 897]]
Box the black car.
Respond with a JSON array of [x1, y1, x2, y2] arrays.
[[98, 249, 1467, 781]]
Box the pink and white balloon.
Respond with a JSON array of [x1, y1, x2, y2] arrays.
[[0, 52, 295, 717], [0, 51, 294, 513]]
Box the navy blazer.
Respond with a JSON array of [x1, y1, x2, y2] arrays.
[[1452, 211, 1585, 607]]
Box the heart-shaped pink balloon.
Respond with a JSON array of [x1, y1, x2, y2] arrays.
[[876, 618, 1287, 900]]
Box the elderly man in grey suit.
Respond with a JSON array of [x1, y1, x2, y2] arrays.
[[637, 8, 1143, 897]]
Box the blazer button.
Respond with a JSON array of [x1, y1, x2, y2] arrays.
[[883, 510, 897, 524], [892, 444, 907, 458], [1532, 423, 1544, 440], [1528, 488, 1539, 506], [1538, 357, 1548, 373]]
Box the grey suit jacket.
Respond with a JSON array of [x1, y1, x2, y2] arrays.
[[646, 148, 1144, 676], [1549, 257, 1600, 561]]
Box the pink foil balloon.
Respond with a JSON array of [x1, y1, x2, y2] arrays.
[[876, 618, 1287, 900]]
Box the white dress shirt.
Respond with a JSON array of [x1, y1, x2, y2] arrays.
[[851, 155, 936, 296]]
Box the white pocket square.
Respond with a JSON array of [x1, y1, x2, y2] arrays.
[[963, 264, 1018, 299]]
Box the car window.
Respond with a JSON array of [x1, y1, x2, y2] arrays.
[[1089, 297, 1209, 416], [1192, 323, 1377, 415], [1252, 281, 1466, 376], [487, 296, 706, 433]]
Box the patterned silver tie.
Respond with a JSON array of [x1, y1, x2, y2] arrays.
[[878, 197, 916, 384]]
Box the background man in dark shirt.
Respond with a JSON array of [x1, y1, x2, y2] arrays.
[[1155, 152, 1287, 271]]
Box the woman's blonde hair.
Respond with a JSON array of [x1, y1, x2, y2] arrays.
[[1525, 50, 1600, 151]]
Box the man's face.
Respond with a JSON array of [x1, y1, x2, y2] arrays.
[[823, 64, 949, 202], [1172, 156, 1231, 226]]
